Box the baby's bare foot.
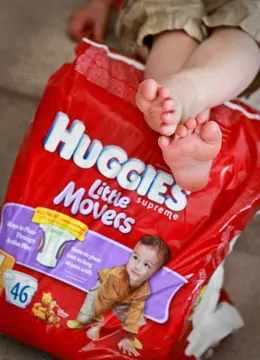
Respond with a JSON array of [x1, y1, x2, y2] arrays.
[[136, 79, 182, 136], [158, 115, 222, 191], [87, 325, 101, 341]]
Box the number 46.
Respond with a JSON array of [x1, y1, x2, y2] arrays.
[[11, 282, 30, 304]]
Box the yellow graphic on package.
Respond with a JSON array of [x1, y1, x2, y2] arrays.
[[32, 207, 88, 268]]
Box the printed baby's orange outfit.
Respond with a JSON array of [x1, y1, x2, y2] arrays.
[[77, 265, 150, 334]]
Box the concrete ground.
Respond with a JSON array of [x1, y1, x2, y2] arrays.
[[0, 1, 260, 359]]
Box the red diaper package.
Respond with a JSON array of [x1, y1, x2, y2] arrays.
[[0, 39, 260, 360]]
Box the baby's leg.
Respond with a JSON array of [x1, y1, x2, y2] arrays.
[[136, 30, 199, 136], [138, 28, 260, 136], [67, 280, 101, 329], [179, 27, 260, 115], [159, 28, 260, 190]]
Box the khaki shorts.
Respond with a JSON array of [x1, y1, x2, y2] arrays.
[[115, 0, 260, 96]]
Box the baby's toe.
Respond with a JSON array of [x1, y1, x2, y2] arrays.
[[158, 86, 170, 100], [162, 98, 176, 112], [200, 121, 222, 145], [160, 123, 177, 137], [137, 79, 158, 102], [158, 135, 170, 149], [161, 111, 178, 125], [136, 79, 158, 113], [175, 124, 188, 138], [184, 117, 197, 130]]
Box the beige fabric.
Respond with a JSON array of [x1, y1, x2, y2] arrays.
[[115, 0, 208, 56], [115, 0, 260, 95]]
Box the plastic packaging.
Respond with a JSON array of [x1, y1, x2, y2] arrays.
[[0, 39, 260, 359]]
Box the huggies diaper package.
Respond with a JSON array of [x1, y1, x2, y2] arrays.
[[0, 39, 260, 360]]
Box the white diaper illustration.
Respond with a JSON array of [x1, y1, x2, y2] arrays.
[[4, 270, 38, 309], [36, 224, 76, 268]]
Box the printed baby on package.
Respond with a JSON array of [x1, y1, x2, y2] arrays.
[[0, 39, 260, 360]]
